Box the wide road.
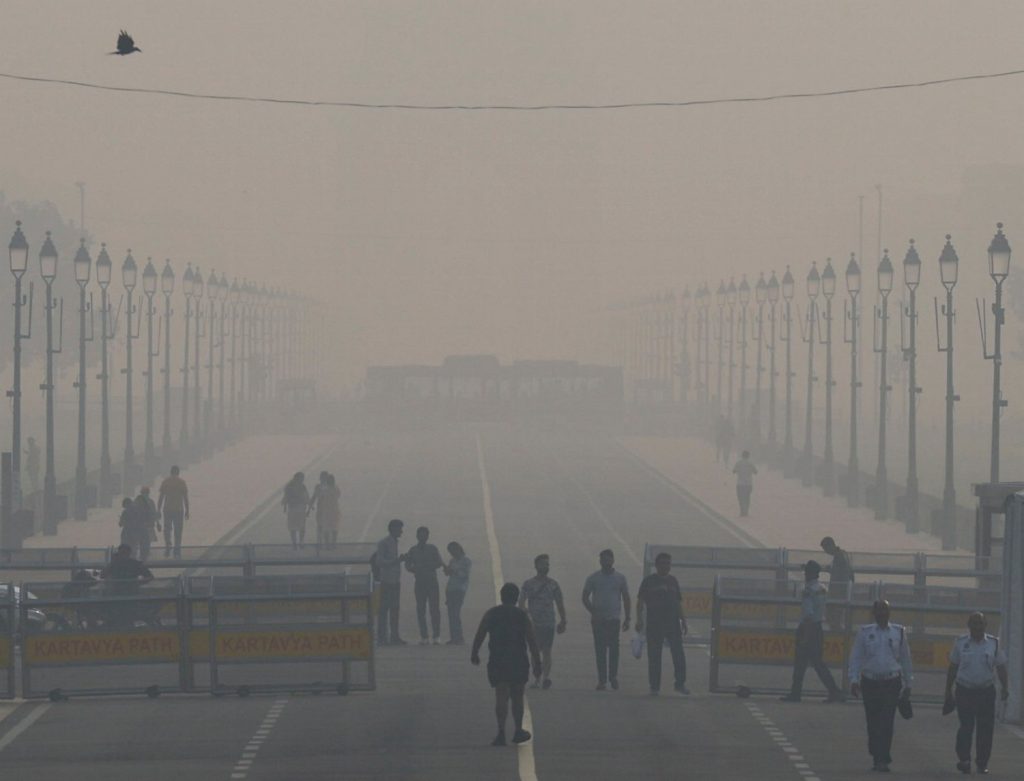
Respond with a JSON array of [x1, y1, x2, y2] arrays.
[[2, 423, 1023, 779]]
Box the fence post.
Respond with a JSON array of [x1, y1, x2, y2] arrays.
[[710, 575, 721, 693]]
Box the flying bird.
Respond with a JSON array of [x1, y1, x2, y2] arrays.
[[110, 30, 141, 55]]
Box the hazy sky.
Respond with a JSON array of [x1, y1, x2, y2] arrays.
[[2, 1, 1024, 382]]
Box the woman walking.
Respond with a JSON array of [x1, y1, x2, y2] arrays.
[[315, 474, 341, 550], [282, 472, 310, 550], [444, 541, 471, 644]]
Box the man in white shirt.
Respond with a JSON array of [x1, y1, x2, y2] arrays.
[[732, 450, 757, 517], [945, 612, 1009, 775], [848, 600, 913, 773]]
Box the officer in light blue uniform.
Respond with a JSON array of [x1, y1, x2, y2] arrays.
[[848, 599, 912, 773], [780, 560, 843, 703], [945, 612, 1009, 775]]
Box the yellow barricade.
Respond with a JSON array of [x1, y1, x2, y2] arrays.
[[716, 627, 848, 665], [24, 631, 181, 665], [209, 627, 372, 661]]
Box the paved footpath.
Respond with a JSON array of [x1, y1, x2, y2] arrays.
[[21, 433, 339, 552], [619, 433, 969, 554]]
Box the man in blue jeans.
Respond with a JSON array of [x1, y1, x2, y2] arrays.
[[582, 549, 630, 691]]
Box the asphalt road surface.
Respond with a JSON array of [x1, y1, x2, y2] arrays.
[[2, 423, 1023, 779]]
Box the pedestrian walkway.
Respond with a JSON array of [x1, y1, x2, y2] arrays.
[[21, 433, 338, 551], [619, 434, 969, 554]]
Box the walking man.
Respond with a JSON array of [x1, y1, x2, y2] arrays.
[[471, 583, 542, 747], [376, 519, 407, 646], [849, 599, 913, 773], [821, 536, 855, 629], [157, 465, 189, 558], [780, 560, 844, 703], [405, 526, 444, 645], [636, 551, 689, 695], [519, 554, 567, 689], [582, 549, 630, 691], [945, 612, 1009, 774], [732, 450, 757, 517]]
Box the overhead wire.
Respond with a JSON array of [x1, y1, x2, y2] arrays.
[[0, 66, 1022, 111]]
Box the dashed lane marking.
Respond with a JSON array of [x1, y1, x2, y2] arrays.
[[228, 698, 288, 780], [744, 702, 820, 781], [477, 432, 538, 781]]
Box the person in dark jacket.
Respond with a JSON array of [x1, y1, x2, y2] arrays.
[[133, 487, 160, 561]]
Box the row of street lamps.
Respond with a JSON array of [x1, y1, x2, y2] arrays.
[[7, 222, 320, 534], [624, 223, 1012, 550]]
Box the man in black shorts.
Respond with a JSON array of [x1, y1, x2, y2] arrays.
[[519, 554, 567, 689], [471, 583, 542, 746]]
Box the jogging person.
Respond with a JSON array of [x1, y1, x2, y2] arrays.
[[582, 549, 630, 691], [518, 554, 567, 690], [636, 551, 689, 695], [405, 526, 445, 645], [157, 465, 189, 558], [471, 582, 542, 747]]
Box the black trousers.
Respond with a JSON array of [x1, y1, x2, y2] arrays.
[[955, 684, 996, 767], [789, 622, 840, 698], [163, 511, 185, 554], [861, 676, 902, 765], [591, 618, 621, 684], [736, 485, 752, 516], [414, 577, 441, 640], [377, 582, 401, 643], [646, 621, 686, 691]]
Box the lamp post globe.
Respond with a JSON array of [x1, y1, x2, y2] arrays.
[[9, 220, 28, 277], [988, 222, 1011, 282], [903, 239, 921, 290], [821, 258, 836, 299], [807, 261, 820, 299]]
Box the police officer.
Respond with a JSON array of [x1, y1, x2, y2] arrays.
[[848, 599, 913, 773], [780, 560, 844, 703], [945, 612, 1009, 775]]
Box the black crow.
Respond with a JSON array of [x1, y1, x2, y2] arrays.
[[110, 30, 141, 55]]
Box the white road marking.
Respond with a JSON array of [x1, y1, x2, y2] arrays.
[[228, 698, 288, 780], [559, 467, 642, 568], [476, 432, 538, 781], [0, 703, 49, 753], [744, 702, 821, 781]]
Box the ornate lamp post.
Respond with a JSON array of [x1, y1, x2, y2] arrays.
[[73, 240, 92, 520], [766, 272, 779, 453], [192, 267, 204, 445], [218, 273, 229, 435], [752, 274, 767, 439], [229, 278, 240, 433], [937, 235, 960, 549], [121, 250, 139, 497], [716, 281, 726, 413], [844, 253, 862, 506], [820, 259, 836, 496], [8, 222, 31, 508], [901, 240, 921, 530], [781, 266, 796, 476], [95, 245, 113, 506], [142, 259, 158, 472], [981, 224, 1011, 483], [204, 270, 217, 444], [701, 284, 712, 411], [873, 250, 894, 520], [737, 277, 750, 434], [680, 287, 692, 406], [801, 262, 820, 487], [39, 233, 60, 534], [180, 264, 194, 452], [160, 261, 175, 459], [726, 278, 737, 424]]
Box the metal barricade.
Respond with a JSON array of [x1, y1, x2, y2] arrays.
[[0, 584, 14, 698], [709, 575, 1001, 702], [0, 547, 110, 579], [207, 574, 374, 696], [19, 577, 187, 700]]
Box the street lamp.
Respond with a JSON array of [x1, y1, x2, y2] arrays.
[[901, 240, 921, 531], [680, 287, 692, 406], [73, 240, 92, 520], [726, 278, 737, 425], [820, 259, 836, 497], [180, 264, 194, 452], [192, 267, 204, 445], [217, 273, 229, 434], [781, 266, 796, 476], [801, 262, 820, 487], [844, 253, 862, 506], [737, 276, 750, 434], [160, 260, 174, 460], [95, 245, 114, 506], [8, 222, 31, 510], [121, 250, 139, 498], [767, 272, 780, 453], [716, 281, 726, 414], [229, 278, 240, 432], [205, 269, 218, 444], [873, 249, 894, 520], [39, 232, 61, 534], [937, 235, 959, 549], [980, 223, 1011, 483], [142, 258, 158, 472], [752, 274, 767, 439], [700, 283, 712, 410]]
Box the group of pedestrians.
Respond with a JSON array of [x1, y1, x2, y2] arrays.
[[280, 471, 341, 550], [118, 465, 190, 561]]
